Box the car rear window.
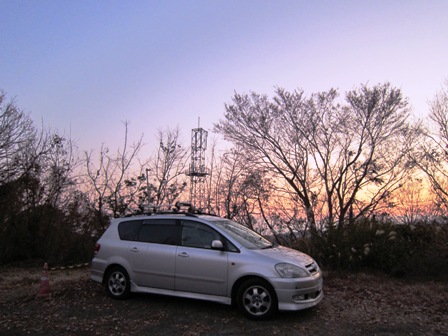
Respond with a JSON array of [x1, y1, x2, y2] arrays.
[[118, 220, 143, 241]]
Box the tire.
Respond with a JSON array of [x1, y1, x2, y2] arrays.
[[105, 266, 131, 299], [236, 279, 278, 320]]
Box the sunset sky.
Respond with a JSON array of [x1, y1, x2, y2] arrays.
[[1, 0, 447, 154]]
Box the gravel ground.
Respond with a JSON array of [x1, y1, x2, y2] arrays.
[[0, 265, 447, 335]]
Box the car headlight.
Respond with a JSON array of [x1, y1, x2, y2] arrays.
[[275, 263, 308, 278]]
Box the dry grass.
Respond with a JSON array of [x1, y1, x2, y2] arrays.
[[0, 266, 447, 335]]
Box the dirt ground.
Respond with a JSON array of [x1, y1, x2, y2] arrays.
[[0, 265, 447, 336]]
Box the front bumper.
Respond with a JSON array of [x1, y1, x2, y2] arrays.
[[273, 274, 323, 311]]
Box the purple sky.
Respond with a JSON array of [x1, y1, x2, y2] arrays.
[[1, 0, 447, 154]]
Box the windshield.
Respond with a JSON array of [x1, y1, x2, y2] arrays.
[[210, 218, 273, 250]]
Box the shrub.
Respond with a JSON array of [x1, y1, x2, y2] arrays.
[[294, 218, 448, 278]]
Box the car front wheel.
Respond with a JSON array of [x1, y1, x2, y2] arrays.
[[236, 279, 277, 320], [105, 266, 130, 299]]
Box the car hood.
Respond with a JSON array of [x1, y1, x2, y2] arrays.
[[254, 245, 314, 266]]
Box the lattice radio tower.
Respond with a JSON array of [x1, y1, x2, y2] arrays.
[[186, 119, 209, 210]]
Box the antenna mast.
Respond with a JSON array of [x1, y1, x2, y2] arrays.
[[186, 118, 209, 210]]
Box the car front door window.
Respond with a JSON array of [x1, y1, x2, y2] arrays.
[[181, 221, 220, 249]]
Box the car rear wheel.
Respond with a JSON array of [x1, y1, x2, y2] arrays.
[[105, 266, 130, 299], [236, 279, 277, 320]]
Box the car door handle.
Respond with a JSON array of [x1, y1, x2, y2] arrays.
[[178, 252, 189, 258], [130, 247, 139, 252]]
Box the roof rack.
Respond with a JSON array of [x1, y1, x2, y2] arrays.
[[174, 201, 195, 213], [134, 201, 218, 217]]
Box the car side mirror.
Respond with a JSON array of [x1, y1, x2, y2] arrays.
[[211, 240, 224, 250]]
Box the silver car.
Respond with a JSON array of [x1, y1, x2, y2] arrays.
[[91, 213, 323, 320]]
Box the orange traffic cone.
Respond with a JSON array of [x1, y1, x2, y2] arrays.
[[36, 262, 51, 299]]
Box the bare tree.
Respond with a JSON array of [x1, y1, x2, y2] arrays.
[[310, 84, 420, 228], [215, 90, 319, 230], [393, 176, 434, 224], [215, 83, 420, 231], [0, 91, 78, 207], [0, 91, 35, 185], [41, 133, 81, 208], [145, 127, 189, 208], [210, 148, 268, 224], [204, 135, 219, 213], [413, 80, 448, 214], [208, 147, 269, 236], [84, 122, 144, 224], [0, 91, 86, 262]]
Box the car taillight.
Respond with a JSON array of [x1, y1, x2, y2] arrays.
[[94, 243, 101, 255]]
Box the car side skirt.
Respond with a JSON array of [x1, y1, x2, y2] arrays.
[[130, 281, 232, 306]]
